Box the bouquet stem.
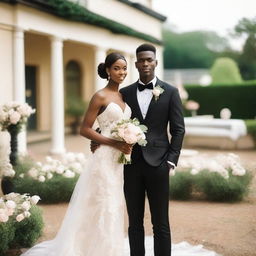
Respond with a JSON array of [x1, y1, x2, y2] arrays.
[[118, 153, 131, 164]]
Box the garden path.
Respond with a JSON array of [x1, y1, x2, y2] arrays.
[[9, 135, 256, 255]]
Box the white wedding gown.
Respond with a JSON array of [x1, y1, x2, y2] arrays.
[[21, 102, 221, 256]]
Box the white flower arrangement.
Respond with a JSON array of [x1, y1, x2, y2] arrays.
[[21, 152, 87, 182], [0, 192, 40, 223], [178, 153, 247, 179], [111, 118, 147, 164], [0, 102, 35, 132], [152, 85, 164, 101], [0, 160, 15, 178]]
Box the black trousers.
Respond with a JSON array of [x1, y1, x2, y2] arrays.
[[124, 157, 171, 256]]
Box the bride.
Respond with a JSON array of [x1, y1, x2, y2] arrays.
[[21, 52, 220, 256]]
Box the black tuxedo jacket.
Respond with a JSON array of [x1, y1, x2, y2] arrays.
[[120, 78, 185, 167]]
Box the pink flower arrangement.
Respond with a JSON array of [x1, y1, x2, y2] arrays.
[[185, 100, 200, 111], [111, 118, 148, 164], [0, 102, 35, 131]]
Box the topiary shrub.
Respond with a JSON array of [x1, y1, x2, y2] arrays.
[[169, 171, 193, 200], [0, 221, 15, 255], [194, 170, 252, 202], [170, 153, 253, 202], [13, 174, 79, 203], [0, 193, 43, 255], [210, 57, 243, 84], [12, 206, 44, 248]]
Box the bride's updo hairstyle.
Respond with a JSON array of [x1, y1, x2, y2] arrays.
[[97, 52, 126, 80]]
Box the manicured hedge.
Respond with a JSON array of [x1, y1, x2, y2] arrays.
[[169, 169, 252, 202], [184, 82, 256, 119]]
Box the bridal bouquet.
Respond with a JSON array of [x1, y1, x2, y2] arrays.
[[111, 118, 148, 164]]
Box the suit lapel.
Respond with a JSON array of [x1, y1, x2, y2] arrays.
[[144, 79, 165, 121], [130, 83, 144, 123]]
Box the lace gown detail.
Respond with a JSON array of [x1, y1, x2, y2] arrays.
[[21, 102, 221, 256], [21, 103, 131, 256]]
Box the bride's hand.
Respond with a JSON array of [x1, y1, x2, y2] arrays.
[[113, 141, 133, 154]]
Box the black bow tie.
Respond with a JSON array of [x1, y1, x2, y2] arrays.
[[138, 82, 154, 91]]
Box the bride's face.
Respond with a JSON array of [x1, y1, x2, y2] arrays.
[[108, 59, 127, 84]]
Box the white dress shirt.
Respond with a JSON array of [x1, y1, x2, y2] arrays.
[[136, 77, 176, 174]]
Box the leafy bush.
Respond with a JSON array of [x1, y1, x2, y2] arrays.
[[13, 174, 79, 203], [169, 171, 193, 200], [12, 153, 85, 203], [0, 192, 43, 255], [194, 170, 252, 202], [0, 222, 15, 255], [169, 169, 252, 202], [12, 206, 44, 248], [210, 57, 242, 84]]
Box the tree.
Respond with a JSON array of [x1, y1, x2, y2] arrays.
[[163, 27, 230, 69], [234, 17, 256, 80]]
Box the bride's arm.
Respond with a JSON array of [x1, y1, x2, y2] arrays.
[[80, 94, 131, 154]]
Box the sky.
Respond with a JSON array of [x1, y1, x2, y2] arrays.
[[152, 0, 256, 51]]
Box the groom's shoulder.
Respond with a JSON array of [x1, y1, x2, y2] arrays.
[[119, 82, 137, 94], [157, 78, 177, 92]]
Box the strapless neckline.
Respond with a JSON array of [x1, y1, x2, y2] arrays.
[[98, 102, 128, 117]]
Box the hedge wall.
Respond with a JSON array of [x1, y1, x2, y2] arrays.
[[184, 83, 256, 119]]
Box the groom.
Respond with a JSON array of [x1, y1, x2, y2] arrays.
[[120, 43, 185, 256]]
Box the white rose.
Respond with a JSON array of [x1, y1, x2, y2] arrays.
[[153, 88, 161, 97], [65, 152, 76, 163], [5, 192, 17, 200], [19, 173, 25, 178], [63, 170, 75, 178], [17, 103, 35, 117], [24, 211, 31, 218], [56, 165, 65, 174], [30, 195, 41, 205], [47, 173, 53, 179], [3, 169, 16, 177], [0, 213, 9, 223], [21, 201, 31, 211], [232, 167, 246, 176], [7, 208, 14, 216], [16, 213, 25, 222], [9, 111, 21, 124], [0, 109, 8, 122], [42, 164, 52, 173], [191, 168, 199, 175], [28, 168, 39, 178], [38, 175, 46, 182], [6, 200, 16, 209]]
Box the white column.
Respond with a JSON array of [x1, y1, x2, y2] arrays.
[[94, 46, 106, 91], [50, 36, 65, 154], [13, 27, 26, 153]]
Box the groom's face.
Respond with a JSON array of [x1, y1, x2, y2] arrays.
[[135, 51, 158, 82]]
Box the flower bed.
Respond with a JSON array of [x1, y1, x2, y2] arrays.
[[170, 153, 252, 202], [0, 193, 43, 255], [12, 153, 87, 203]]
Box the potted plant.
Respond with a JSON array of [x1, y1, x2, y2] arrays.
[[65, 97, 88, 135]]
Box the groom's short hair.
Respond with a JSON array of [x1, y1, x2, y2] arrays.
[[136, 43, 156, 55]]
